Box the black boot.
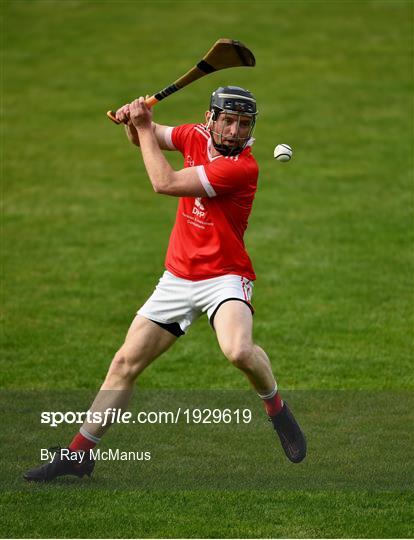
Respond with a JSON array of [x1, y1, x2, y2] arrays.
[[269, 402, 307, 463], [24, 447, 95, 482]]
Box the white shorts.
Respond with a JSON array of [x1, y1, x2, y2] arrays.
[[138, 271, 254, 335]]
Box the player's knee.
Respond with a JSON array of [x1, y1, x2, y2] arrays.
[[109, 350, 138, 381], [224, 342, 254, 370]]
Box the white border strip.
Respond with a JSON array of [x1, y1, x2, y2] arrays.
[[80, 425, 101, 443], [164, 127, 176, 150], [196, 165, 217, 198], [257, 385, 278, 400]]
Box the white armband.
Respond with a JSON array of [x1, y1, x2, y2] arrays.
[[196, 166, 217, 198], [164, 127, 176, 150]]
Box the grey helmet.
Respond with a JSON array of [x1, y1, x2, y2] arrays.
[[208, 86, 258, 156]]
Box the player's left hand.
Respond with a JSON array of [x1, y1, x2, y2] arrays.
[[130, 97, 153, 129]]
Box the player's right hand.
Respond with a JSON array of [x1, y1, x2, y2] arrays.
[[115, 104, 131, 124]]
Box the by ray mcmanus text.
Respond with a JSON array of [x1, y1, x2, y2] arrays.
[[40, 447, 152, 463]]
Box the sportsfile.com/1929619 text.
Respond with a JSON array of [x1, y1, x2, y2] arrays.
[[40, 408, 253, 427]]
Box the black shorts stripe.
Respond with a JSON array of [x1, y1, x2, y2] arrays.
[[209, 298, 254, 330], [150, 319, 184, 337]]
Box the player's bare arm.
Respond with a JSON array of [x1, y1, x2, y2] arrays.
[[130, 97, 207, 197], [125, 121, 174, 150], [115, 103, 173, 150]]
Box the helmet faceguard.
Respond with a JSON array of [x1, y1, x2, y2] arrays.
[[207, 86, 258, 156]]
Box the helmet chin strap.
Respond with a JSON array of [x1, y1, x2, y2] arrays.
[[211, 139, 243, 157]]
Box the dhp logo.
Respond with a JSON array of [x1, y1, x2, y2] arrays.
[[192, 197, 206, 217]]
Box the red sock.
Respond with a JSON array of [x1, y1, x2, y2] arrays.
[[69, 432, 98, 452], [263, 392, 284, 417]]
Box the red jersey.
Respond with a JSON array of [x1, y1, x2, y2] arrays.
[[164, 123, 258, 281]]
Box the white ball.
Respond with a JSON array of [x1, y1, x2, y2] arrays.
[[274, 144, 292, 162]]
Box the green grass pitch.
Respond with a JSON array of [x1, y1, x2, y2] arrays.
[[2, 0, 413, 538]]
